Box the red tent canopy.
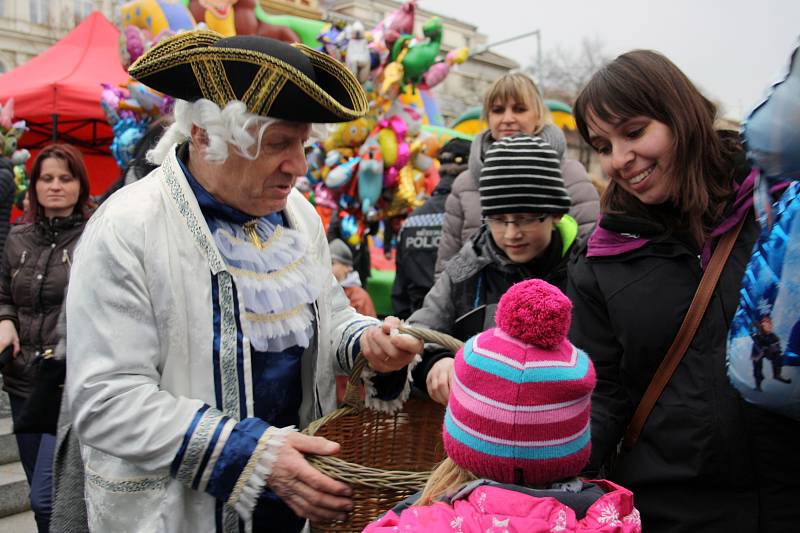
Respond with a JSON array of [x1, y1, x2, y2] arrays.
[[0, 11, 129, 194]]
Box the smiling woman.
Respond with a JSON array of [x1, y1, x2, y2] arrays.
[[585, 115, 674, 205], [568, 50, 800, 532]]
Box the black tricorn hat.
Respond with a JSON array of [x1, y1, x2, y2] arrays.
[[128, 30, 368, 123]]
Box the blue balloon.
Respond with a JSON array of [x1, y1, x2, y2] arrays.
[[744, 40, 800, 179], [111, 118, 148, 169]]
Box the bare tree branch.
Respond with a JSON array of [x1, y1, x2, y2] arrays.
[[526, 36, 611, 103]]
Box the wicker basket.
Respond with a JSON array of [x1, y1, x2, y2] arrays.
[[303, 325, 463, 532]]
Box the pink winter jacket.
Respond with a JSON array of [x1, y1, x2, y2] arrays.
[[363, 481, 640, 533]]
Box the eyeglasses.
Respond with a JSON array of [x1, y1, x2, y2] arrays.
[[483, 214, 549, 232]]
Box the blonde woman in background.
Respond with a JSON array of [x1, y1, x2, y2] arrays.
[[434, 73, 599, 275]]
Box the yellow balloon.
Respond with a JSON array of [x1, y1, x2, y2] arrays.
[[201, 0, 237, 36], [377, 128, 398, 167], [323, 118, 373, 152], [121, 0, 175, 35], [396, 165, 425, 210]]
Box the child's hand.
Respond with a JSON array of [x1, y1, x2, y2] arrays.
[[427, 357, 454, 405]]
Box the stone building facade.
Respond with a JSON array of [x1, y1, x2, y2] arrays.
[[0, 0, 122, 74], [0, 0, 515, 126]]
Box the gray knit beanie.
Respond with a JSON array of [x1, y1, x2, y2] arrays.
[[328, 239, 353, 266], [479, 134, 570, 217]]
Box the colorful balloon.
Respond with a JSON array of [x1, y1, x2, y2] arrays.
[[111, 118, 149, 168], [0, 98, 14, 130], [370, 0, 415, 50], [120, 0, 196, 36], [420, 47, 468, 90], [313, 182, 337, 210], [196, 0, 237, 36], [396, 18, 443, 87], [340, 214, 361, 246], [357, 142, 384, 213], [376, 128, 398, 167], [325, 156, 360, 189], [323, 117, 373, 152]]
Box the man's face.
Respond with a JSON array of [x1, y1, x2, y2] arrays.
[[203, 121, 311, 216]]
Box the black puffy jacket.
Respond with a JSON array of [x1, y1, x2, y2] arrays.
[[0, 157, 15, 255], [567, 195, 800, 531], [0, 215, 85, 397]]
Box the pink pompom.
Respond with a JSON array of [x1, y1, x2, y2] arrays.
[[495, 279, 572, 348]]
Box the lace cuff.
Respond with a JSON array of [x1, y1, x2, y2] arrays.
[[361, 353, 422, 414], [228, 425, 295, 520]]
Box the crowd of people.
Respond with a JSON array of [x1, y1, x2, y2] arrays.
[[0, 25, 797, 533]]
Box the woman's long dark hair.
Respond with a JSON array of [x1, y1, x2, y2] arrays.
[[25, 144, 91, 223], [574, 50, 741, 245]]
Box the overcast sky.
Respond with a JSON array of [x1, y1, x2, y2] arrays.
[[419, 0, 799, 120]]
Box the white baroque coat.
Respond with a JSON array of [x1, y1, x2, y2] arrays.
[[65, 147, 392, 532]]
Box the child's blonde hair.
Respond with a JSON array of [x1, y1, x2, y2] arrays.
[[417, 458, 477, 506], [481, 73, 550, 133]]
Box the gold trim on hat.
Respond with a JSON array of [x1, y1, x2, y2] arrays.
[[128, 30, 368, 121], [294, 44, 368, 113], [254, 74, 287, 118]]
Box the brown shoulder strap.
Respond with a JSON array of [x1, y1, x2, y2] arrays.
[[621, 215, 747, 450]]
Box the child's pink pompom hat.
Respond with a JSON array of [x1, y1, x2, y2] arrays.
[[442, 279, 596, 486]]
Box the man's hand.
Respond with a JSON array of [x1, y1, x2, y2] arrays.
[[268, 432, 353, 523], [0, 320, 19, 357], [427, 357, 454, 405], [359, 316, 423, 373]]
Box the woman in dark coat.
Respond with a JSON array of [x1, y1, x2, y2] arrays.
[[567, 50, 800, 532], [0, 144, 91, 532]]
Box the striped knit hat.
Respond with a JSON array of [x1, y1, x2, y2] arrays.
[[479, 134, 571, 217], [442, 279, 596, 486]]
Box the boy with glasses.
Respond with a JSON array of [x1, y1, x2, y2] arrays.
[[408, 134, 577, 404]]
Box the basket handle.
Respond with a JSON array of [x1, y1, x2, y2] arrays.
[[341, 324, 464, 407]]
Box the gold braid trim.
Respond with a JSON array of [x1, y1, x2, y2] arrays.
[[244, 305, 305, 323], [241, 65, 274, 108], [254, 74, 287, 118], [228, 256, 302, 281], [129, 30, 222, 74], [295, 44, 368, 114], [129, 44, 367, 119], [208, 58, 237, 104], [226, 426, 276, 508], [191, 62, 212, 105]]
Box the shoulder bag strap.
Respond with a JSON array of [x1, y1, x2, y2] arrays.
[[621, 215, 747, 450]]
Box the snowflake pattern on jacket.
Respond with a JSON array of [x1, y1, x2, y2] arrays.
[[364, 481, 640, 533]]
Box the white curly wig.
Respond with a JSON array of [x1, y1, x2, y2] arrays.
[[147, 99, 278, 165]]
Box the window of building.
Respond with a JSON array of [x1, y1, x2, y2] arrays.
[[75, 0, 96, 23], [30, 0, 48, 25], [0, 1, 5, 18]]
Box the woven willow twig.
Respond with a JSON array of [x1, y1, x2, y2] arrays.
[[306, 455, 433, 491]]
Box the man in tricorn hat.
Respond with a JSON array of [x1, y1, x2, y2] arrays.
[[64, 31, 421, 532]]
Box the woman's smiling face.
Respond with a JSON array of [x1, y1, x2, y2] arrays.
[[586, 111, 675, 205]]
